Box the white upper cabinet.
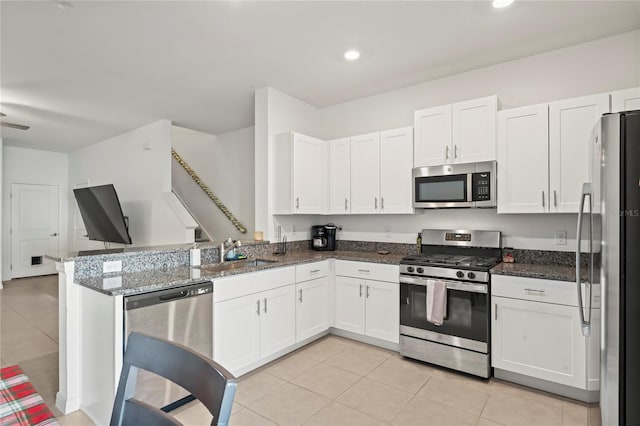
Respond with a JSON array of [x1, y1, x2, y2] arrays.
[[498, 93, 609, 214], [328, 138, 351, 214], [497, 104, 549, 213], [350, 128, 414, 214], [452, 95, 498, 164], [549, 93, 609, 213], [273, 132, 326, 214], [611, 87, 640, 112], [350, 132, 381, 214], [414, 95, 497, 167], [379, 127, 414, 214], [414, 105, 452, 167]]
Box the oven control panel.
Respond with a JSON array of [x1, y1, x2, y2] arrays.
[[399, 264, 490, 283]]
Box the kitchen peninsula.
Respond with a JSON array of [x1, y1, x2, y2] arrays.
[[52, 239, 405, 424]]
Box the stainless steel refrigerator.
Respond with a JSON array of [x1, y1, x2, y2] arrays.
[[600, 110, 640, 426]]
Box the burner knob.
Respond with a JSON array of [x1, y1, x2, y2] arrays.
[[467, 272, 476, 279], [416, 267, 424, 274], [456, 271, 464, 278], [407, 266, 415, 273]]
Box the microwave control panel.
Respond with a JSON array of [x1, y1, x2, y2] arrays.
[[472, 172, 491, 201]]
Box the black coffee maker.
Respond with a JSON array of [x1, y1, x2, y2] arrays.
[[310, 223, 337, 251]]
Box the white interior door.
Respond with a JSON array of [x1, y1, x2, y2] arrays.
[[11, 183, 59, 278]]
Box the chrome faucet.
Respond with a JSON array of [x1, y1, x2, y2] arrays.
[[220, 239, 242, 263]]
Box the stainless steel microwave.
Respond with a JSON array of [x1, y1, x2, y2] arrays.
[[412, 161, 496, 208]]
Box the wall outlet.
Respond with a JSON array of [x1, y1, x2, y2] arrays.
[[103, 260, 122, 274], [555, 230, 567, 245]]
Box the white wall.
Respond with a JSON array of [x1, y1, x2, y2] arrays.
[[262, 30, 640, 250], [2, 146, 69, 280], [171, 125, 255, 240], [68, 120, 188, 249], [255, 87, 324, 241]]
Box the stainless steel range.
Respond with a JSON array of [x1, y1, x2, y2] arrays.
[[399, 229, 501, 378]]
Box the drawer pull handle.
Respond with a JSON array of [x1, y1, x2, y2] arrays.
[[299, 289, 303, 302], [263, 297, 268, 313], [366, 285, 370, 298], [359, 284, 363, 297], [525, 288, 546, 294], [495, 303, 498, 320], [256, 300, 260, 316], [310, 269, 320, 273], [358, 269, 370, 273]]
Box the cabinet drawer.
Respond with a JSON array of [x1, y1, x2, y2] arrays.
[[214, 266, 295, 302], [492, 275, 600, 308], [335, 260, 399, 283], [296, 261, 329, 282]]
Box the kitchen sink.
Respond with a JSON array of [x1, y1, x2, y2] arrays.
[[200, 258, 278, 273]]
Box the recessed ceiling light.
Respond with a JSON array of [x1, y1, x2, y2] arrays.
[[344, 50, 360, 61], [492, 0, 514, 8]]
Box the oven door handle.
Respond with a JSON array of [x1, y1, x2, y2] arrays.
[[399, 276, 487, 294]]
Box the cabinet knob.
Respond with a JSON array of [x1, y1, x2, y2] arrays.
[[374, 197, 378, 210], [296, 197, 300, 209], [445, 145, 450, 160], [454, 144, 459, 158]]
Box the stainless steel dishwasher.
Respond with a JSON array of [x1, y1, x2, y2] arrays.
[[124, 280, 213, 411]]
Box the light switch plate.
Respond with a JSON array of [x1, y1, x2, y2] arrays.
[[103, 260, 122, 273]]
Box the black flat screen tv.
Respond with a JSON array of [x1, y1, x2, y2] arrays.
[[73, 184, 132, 245]]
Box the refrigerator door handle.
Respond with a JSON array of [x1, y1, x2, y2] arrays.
[[576, 182, 592, 337]]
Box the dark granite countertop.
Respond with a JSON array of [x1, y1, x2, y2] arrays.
[[490, 262, 593, 282], [75, 249, 404, 296]]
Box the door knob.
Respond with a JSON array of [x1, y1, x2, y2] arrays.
[[51, 233, 58, 237]]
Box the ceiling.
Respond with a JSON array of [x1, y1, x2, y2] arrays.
[[1, 1, 639, 153]]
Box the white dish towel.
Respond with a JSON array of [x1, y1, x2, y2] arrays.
[[426, 280, 447, 326]]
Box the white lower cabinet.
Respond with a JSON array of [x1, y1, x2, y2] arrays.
[[335, 276, 367, 334], [492, 275, 600, 395], [214, 267, 296, 376], [334, 261, 399, 344], [213, 293, 262, 374], [295, 261, 330, 342]]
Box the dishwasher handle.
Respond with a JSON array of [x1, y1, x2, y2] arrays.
[[124, 281, 213, 311], [159, 290, 189, 301]]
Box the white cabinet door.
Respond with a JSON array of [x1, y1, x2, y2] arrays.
[[293, 133, 326, 214], [492, 296, 586, 388], [260, 284, 296, 359], [328, 138, 351, 214], [549, 94, 609, 213], [350, 132, 380, 214], [365, 280, 399, 344], [497, 104, 549, 213], [214, 294, 261, 375], [296, 276, 330, 342], [452, 95, 497, 164], [334, 276, 365, 334], [611, 87, 640, 112], [414, 105, 452, 167], [380, 127, 414, 214]]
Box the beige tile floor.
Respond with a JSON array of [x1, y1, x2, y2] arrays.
[[1, 275, 600, 426]]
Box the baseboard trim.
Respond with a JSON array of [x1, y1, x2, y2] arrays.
[[55, 391, 80, 414], [494, 368, 600, 403], [329, 328, 399, 352]]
